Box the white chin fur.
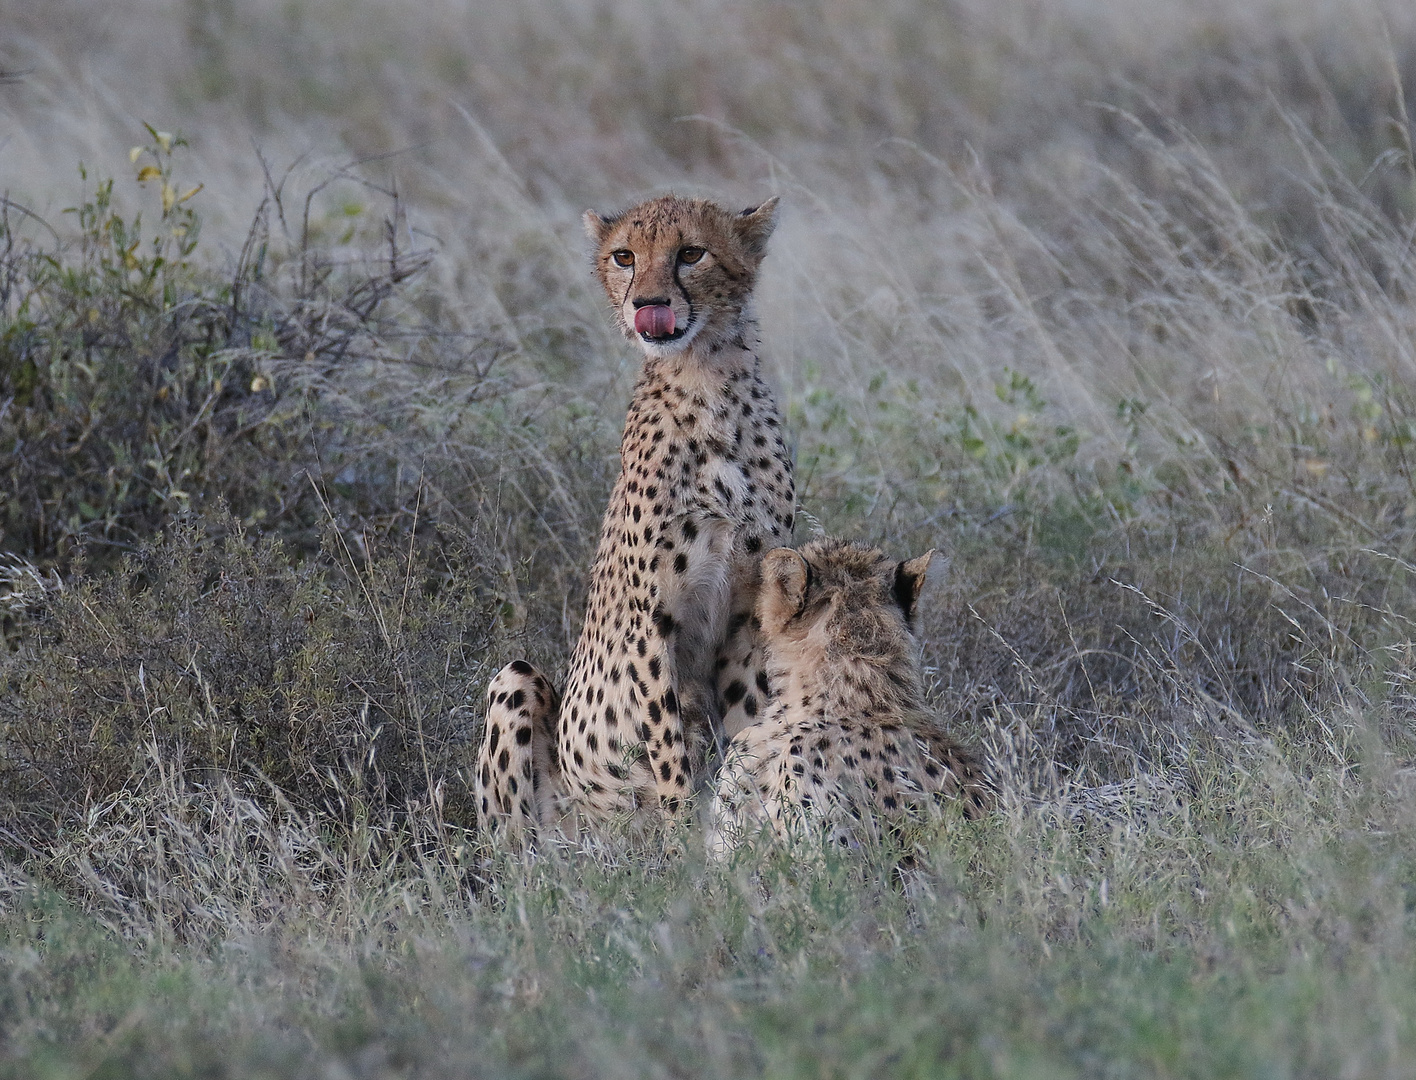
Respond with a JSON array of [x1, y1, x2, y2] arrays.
[[636, 319, 703, 357]]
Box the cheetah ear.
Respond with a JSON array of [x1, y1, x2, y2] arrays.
[[583, 210, 615, 244], [892, 550, 936, 624], [761, 546, 809, 618], [734, 196, 780, 259]]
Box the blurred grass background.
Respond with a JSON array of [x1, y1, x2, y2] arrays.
[[6, 0, 1416, 1076]]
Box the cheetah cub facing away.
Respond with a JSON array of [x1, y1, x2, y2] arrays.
[[477, 195, 795, 843], [708, 538, 992, 857]]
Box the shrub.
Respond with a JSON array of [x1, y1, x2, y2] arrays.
[[0, 510, 508, 860]]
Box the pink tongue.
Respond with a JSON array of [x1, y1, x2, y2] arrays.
[[634, 305, 676, 338]]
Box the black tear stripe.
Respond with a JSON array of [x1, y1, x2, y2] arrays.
[[672, 261, 697, 338], [615, 257, 635, 314]]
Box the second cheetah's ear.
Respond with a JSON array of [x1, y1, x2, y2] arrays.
[[584, 210, 615, 244], [734, 196, 780, 259], [761, 547, 809, 619], [892, 550, 936, 624]]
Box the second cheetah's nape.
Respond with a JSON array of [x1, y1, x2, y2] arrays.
[[708, 538, 993, 858]]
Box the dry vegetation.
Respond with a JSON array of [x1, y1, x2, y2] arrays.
[[5, 0, 1416, 1075]]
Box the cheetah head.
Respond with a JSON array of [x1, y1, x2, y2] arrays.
[[758, 538, 937, 668], [584, 194, 779, 358]]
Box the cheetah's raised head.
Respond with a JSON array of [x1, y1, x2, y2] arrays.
[[584, 194, 779, 357]]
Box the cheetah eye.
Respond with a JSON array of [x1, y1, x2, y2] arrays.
[[611, 250, 635, 268], [679, 247, 706, 265]]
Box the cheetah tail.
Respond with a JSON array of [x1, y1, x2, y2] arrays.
[[928, 738, 997, 821], [475, 660, 561, 848]]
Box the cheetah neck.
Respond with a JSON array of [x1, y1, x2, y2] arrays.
[[640, 323, 762, 393], [774, 647, 928, 727], [632, 337, 769, 443]]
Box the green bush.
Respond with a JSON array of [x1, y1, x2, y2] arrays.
[[0, 132, 512, 568]]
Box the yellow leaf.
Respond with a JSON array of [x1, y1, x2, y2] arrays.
[[136, 165, 162, 183], [129, 146, 144, 164], [250, 375, 269, 392], [177, 183, 203, 204], [161, 182, 176, 213]]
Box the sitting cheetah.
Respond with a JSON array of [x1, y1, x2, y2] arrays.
[[477, 195, 795, 843], [707, 538, 993, 857]]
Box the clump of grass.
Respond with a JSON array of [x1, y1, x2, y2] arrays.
[[0, 508, 510, 868], [3, 704, 1416, 1077]]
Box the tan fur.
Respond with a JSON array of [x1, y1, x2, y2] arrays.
[[708, 538, 993, 857], [476, 195, 794, 845]]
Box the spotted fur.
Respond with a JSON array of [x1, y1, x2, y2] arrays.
[[708, 538, 993, 856], [477, 194, 794, 843]]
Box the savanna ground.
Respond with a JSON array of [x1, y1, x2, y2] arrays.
[[4, 0, 1416, 1075]]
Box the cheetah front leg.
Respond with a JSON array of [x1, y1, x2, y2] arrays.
[[475, 660, 561, 847]]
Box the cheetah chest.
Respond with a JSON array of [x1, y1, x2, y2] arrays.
[[557, 363, 793, 814]]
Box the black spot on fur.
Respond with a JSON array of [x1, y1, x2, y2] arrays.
[[653, 606, 676, 636]]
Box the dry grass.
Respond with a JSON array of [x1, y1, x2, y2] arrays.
[[5, 0, 1416, 1075]]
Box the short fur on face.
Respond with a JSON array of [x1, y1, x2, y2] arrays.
[[584, 194, 779, 357]]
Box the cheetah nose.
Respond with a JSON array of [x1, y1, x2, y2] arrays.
[[633, 304, 676, 338]]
